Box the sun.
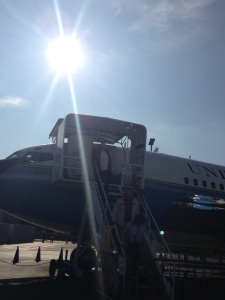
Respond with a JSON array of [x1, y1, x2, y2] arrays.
[[47, 36, 84, 75]]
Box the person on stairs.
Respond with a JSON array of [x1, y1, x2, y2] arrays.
[[121, 214, 146, 276], [94, 142, 112, 195], [111, 187, 139, 234]]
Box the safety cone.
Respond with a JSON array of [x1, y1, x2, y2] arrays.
[[58, 247, 63, 261], [13, 246, 19, 264], [35, 246, 41, 262]]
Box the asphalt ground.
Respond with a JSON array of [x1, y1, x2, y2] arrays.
[[1, 234, 225, 300], [0, 240, 76, 280], [0, 240, 90, 300]]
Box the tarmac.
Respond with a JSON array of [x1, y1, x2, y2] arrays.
[[0, 240, 76, 280], [0, 240, 89, 300], [1, 234, 225, 300]]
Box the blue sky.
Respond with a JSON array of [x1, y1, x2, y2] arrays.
[[0, 0, 225, 165]]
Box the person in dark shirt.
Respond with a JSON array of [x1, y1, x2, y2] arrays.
[[121, 214, 146, 275]]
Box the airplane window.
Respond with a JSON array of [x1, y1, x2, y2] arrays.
[[37, 153, 53, 162], [211, 182, 216, 189], [202, 180, 207, 187], [184, 177, 189, 184], [193, 179, 198, 186], [220, 184, 224, 191]]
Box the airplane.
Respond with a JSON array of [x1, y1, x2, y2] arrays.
[[0, 113, 225, 243]]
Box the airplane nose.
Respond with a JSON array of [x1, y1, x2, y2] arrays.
[[0, 158, 26, 213], [0, 158, 24, 174]]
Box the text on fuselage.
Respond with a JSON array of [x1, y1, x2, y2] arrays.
[[187, 163, 225, 180]]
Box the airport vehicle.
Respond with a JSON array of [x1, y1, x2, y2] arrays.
[[0, 113, 225, 240]]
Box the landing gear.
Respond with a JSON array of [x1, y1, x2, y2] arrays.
[[70, 247, 96, 271], [48, 207, 97, 279], [49, 259, 57, 277], [48, 246, 96, 278]]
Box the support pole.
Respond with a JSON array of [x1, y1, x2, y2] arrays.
[[73, 204, 88, 267]]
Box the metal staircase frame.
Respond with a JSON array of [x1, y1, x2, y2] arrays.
[[140, 196, 176, 300], [73, 167, 125, 260], [90, 166, 175, 299], [49, 113, 175, 298], [72, 162, 175, 298], [116, 163, 175, 299]]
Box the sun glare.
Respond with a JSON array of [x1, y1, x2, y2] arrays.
[[47, 36, 84, 75]]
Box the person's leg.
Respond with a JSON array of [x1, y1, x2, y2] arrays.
[[99, 170, 105, 183], [127, 243, 141, 276]]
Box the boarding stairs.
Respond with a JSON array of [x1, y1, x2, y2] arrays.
[[54, 168, 125, 298], [133, 196, 175, 300], [52, 156, 175, 299], [89, 169, 124, 253], [119, 163, 175, 299], [71, 167, 125, 262], [88, 168, 175, 300]]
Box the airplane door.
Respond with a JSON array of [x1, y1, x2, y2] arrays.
[[67, 134, 93, 180]]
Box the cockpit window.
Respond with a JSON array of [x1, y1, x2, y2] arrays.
[[6, 152, 22, 159], [24, 152, 39, 163], [6, 150, 53, 163], [24, 152, 53, 163]]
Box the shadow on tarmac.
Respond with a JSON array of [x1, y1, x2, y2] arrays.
[[0, 277, 90, 300]]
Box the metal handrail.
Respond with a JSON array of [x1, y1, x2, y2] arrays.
[[141, 198, 173, 258], [120, 163, 144, 188], [140, 196, 176, 300], [90, 168, 125, 256]]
